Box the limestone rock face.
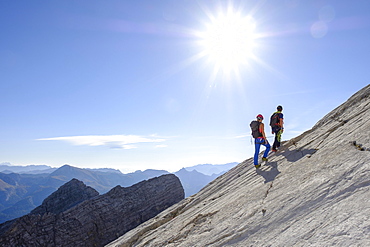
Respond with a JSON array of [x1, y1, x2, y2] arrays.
[[108, 84, 370, 247], [0, 174, 184, 247]]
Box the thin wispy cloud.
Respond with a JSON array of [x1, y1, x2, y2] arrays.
[[155, 144, 168, 148], [235, 134, 250, 139], [37, 135, 166, 149]]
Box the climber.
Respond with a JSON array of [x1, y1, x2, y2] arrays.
[[270, 105, 284, 152], [250, 114, 270, 168]]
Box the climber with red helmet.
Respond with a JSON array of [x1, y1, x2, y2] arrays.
[[250, 114, 271, 168]]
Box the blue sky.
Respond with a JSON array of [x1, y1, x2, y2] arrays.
[[1, 0, 369, 172]]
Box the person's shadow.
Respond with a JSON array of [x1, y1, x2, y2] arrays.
[[256, 162, 280, 183], [280, 148, 317, 162]]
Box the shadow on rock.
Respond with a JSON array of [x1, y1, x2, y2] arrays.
[[256, 162, 281, 184], [279, 148, 317, 162]]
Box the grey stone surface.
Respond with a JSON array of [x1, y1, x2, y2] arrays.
[[108, 84, 370, 247]]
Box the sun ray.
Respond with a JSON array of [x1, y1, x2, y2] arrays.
[[194, 5, 259, 79]]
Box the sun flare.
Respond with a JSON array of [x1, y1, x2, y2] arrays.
[[199, 11, 257, 73]]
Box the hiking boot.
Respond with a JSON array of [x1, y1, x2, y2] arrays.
[[262, 157, 268, 162], [255, 164, 261, 168]]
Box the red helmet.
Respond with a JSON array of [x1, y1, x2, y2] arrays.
[[256, 114, 264, 120]]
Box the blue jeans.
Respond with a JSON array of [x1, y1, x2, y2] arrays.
[[254, 138, 271, 165]]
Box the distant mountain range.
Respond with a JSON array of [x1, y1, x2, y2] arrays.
[[0, 162, 236, 223], [184, 162, 238, 175], [0, 162, 123, 175], [0, 163, 57, 174]]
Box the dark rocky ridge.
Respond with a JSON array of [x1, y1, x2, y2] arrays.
[[0, 174, 184, 247], [30, 178, 99, 215]]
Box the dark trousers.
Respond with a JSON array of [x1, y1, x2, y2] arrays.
[[272, 129, 282, 150]]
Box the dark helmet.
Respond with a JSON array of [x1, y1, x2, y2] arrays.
[[256, 114, 264, 120], [277, 105, 283, 111]]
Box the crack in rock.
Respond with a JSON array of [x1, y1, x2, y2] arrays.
[[351, 141, 370, 151]]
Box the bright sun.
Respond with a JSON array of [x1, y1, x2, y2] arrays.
[[199, 11, 257, 74]]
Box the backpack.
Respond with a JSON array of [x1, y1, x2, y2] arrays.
[[270, 112, 280, 128], [250, 121, 261, 138]]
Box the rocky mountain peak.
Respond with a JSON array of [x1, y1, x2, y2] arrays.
[[31, 178, 99, 215], [0, 174, 184, 247]]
